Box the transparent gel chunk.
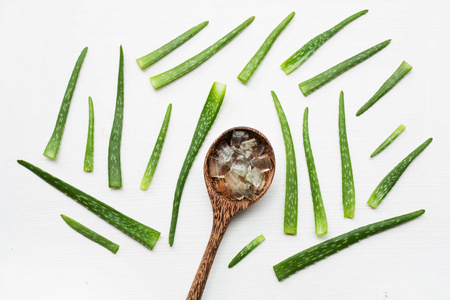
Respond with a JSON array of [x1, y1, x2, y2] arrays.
[[245, 167, 265, 190], [217, 141, 234, 162], [246, 144, 265, 160], [251, 154, 272, 172], [230, 130, 249, 147], [240, 138, 257, 151], [209, 156, 230, 178], [230, 159, 250, 177], [231, 182, 254, 200]]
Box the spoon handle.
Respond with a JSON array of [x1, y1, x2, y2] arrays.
[[187, 212, 231, 300]]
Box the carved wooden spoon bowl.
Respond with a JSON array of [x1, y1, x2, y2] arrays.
[[187, 126, 276, 300]]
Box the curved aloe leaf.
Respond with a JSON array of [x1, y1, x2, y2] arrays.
[[83, 97, 94, 172], [273, 209, 425, 281], [136, 21, 209, 69], [141, 103, 172, 190], [238, 12, 295, 83], [271, 91, 298, 235], [108, 45, 124, 188], [339, 91, 355, 218], [17, 160, 161, 250], [150, 17, 254, 89], [299, 39, 391, 96], [43, 47, 88, 159], [370, 124, 406, 158], [228, 234, 265, 268], [61, 214, 119, 254], [356, 61, 412, 116], [367, 138, 432, 208], [303, 107, 327, 235], [169, 82, 226, 246], [281, 9, 368, 74]]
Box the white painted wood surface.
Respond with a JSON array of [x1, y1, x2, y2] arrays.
[[1, 0, 449, 298]]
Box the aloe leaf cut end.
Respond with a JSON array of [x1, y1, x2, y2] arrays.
[[43, 47, 88, 159]]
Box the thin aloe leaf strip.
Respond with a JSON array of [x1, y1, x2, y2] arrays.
[[356, 61, 412, 116], [238, 12, 295, 83], [299, 39, 391, 96], [61, 214, 120, 254], [339, 91, 355, 218], [141, 103, 172, 190], [17, 160, 161, 250], [281, 9, 368, 74], [136, 21, 209, 69], [367, 138, 432, 208], [228, 234, 265, 268], [271, 91, 298, 235], [83, 97, 94, 172], [169, 82, 226, 246], [150, 16, 255, 89], [108, 45, 124, 188], [43, 47, 88, 159], [303, 108, 327, 235], [370, 124, 406, 158], [273, 209, 425, 281]]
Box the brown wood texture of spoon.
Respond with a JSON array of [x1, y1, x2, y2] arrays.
[[187, 126, 276, 300]]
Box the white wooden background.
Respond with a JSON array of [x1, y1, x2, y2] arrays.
[[1, 0, 449, 299]]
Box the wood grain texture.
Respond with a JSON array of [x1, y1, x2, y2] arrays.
[[187, 126, 275, 300]]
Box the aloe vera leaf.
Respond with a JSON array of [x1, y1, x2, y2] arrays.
[[43, 47, 88, 159], [228, 234, 265, 268], [150, 17, 255, 89], [298, 39, 391, 96], [61, 214, 119, 254], [281, 9, 368, 74], [370, 124, 406, 158], [238, 12, 295, 83], [17, 160, 161, 250], [303, 107, 327, 235], [141, 103, 172, 190], [136, 21, 209, 69], [83, 97, 94, 172], [367, 138, 432, 208], [356, 61, 412, 116], [169, 82, 226, 246], [339, 91, 355, 218], [271, 91, 298, 235], [108, 45, 124, 189], [273, 209, 425, 281]]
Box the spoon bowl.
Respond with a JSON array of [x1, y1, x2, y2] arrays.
[[187, 126, 275, 299]]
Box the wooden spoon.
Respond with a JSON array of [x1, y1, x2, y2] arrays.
[[187, 126, 276, 300]]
